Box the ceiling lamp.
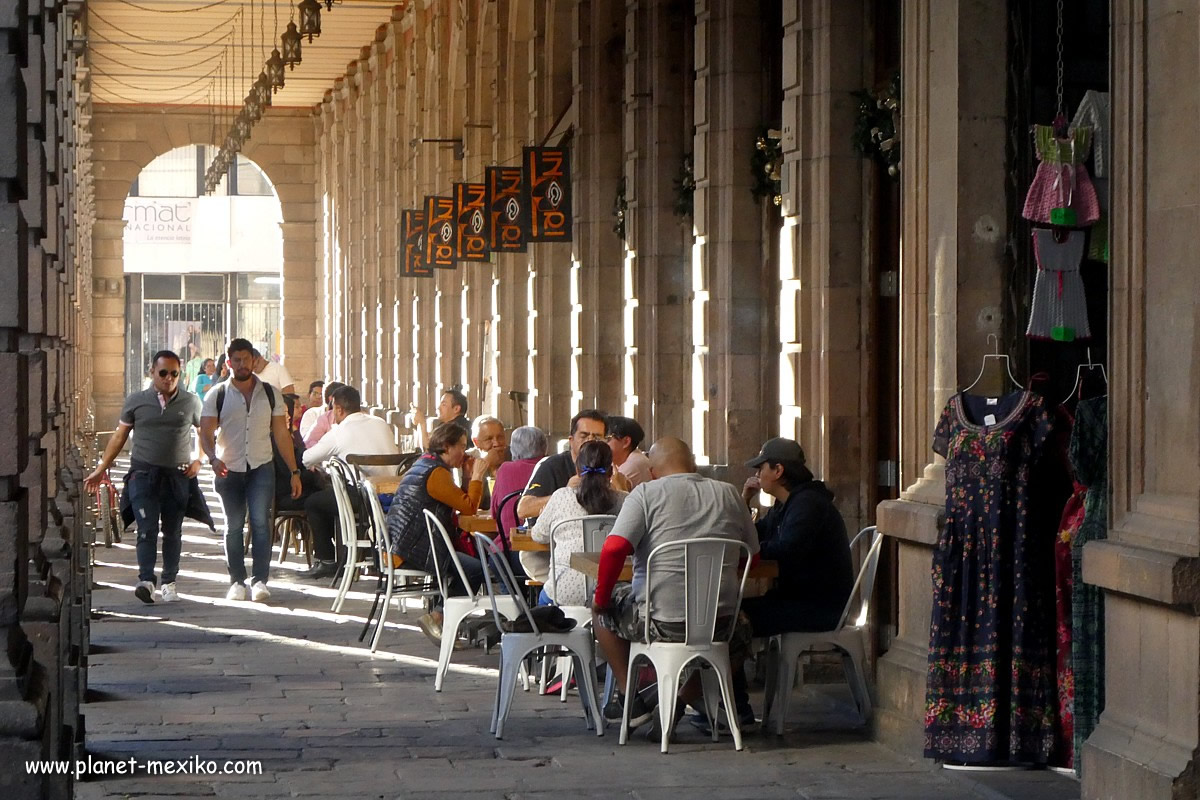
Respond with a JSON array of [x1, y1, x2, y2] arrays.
[[281, 21, 302, 69], [254, 72, 273, 109], [297, 0, 321, 42], [266, 48, 285, 91], [245, 91, 262, 122]]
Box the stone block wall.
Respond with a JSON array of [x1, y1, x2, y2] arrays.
[[0, 2, 95, 798]]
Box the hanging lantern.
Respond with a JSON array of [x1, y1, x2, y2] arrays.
[[297, 0, 321, 42], [281, 21, 302, 70], [245, 92, 262, 122], [323, 0, 341, 9], [255, 72, 273, 110], [266, 48, 285, 91], [226, 134, 240, 154], [236, 107, 253, 136]]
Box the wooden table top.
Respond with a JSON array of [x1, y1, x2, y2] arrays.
[[508, 531, 549, 552], [569, 552, 778, 583], [457, 513, 498, 534]]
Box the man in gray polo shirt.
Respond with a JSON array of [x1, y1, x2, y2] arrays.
[[592, 437, 759, 731], [86, 350, 204, 604], [200, 338, 302, 602]]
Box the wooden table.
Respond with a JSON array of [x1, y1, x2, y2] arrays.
[[508, 531, 549, 552], [569, 552, 777, 590], [457, 513, 498, 534]]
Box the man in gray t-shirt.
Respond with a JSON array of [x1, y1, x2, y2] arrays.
[[592, 437, 759, 729], [86, 350, 203, 604]]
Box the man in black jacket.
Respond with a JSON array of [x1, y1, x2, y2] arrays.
[[741, 437, 854, 634]]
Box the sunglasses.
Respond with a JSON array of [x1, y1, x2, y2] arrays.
[[157, 369, 180, 378]]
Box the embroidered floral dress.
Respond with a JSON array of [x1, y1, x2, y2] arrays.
[[925, 390, 1058, 764], [1052, 407, 1086, 767]]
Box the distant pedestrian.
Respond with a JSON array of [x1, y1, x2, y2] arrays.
[[86, 350, 206, 604], [200, 338, 302, 602]]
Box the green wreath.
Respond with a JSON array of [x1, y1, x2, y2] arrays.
[[851, 71, 901, 178]]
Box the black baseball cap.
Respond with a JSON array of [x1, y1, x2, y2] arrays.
[[744, 437, 806, 468]]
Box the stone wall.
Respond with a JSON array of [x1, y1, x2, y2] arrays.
[[0, 2, 95, 798]]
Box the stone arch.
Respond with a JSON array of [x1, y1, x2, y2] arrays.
[[89, 107, 320, 424]]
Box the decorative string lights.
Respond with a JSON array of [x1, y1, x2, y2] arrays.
[[204, 0, 341, 193]]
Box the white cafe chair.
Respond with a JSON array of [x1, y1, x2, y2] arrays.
[[424, 509, 519, 692], [617, 537, 752, 754], [470, 532, 604, 739], [760, 525, 884, 734]]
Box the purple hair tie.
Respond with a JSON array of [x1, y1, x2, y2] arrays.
[[579, 466, 606, 475]]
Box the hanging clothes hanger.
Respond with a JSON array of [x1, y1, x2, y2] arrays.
[[962, 334, 1024, 394], [1062, 347, 1109, 404]]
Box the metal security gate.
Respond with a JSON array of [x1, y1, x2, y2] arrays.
[[237, 300, 281, 360], [141, 301, 226, 381]]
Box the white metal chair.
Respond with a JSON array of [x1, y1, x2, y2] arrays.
[[424, 509, 519, 692], [760, 525, 884, 735], [326, 458, 376, 614], [543, 514, 616, 701], [358, 478, 440, 652], [617, 537, 752, 754], [470, 532, 604, 740]]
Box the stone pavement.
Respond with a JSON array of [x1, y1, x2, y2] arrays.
[[75, 473, 1080, 800]]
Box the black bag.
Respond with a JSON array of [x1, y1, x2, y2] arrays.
[[499, 604, 578, 634]]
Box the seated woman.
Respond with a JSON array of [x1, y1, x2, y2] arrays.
[[385, 422, 502, 644], [192, 358, 217, 397], [491, 426, 548, 581], [530, 440, 627, 606]]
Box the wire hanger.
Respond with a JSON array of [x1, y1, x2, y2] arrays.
[[962, 334, 1024, 393], [1062, 346, 1108, 404]]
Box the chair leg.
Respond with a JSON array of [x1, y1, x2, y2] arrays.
[[710, 660, 743, 752], [277, 519, 292, 564], [434, 604, 471, 692], [699, 667, 722, 743], [558, 655, 573, 702], [655, 662, 680, 754], [572, 650, 604, 736], [370, 573, 395, 653], [841, 640, 872, 723], [760, 638, 780, 729], [772, 649, 798, 736], [495, 645, 526, 740], [618, 653, 640, 746], [331, 547, 357, 613]]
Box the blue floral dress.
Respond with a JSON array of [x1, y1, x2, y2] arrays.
[[924, 390, 1058, 764]]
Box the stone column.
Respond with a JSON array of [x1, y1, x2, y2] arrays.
[[693, 0, 772, 466], [873, 0, 1010, 752], [572, 0, 624, 414], [626, 0, 692, 440], [778, 0, 869, 530], [1078, 2, 1200, 797]]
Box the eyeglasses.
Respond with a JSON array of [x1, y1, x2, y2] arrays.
[[157, 369, 180, 378], [574, 432, 606, 442]]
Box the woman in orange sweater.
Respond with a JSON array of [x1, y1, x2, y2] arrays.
[[385, 422, 503, 644]]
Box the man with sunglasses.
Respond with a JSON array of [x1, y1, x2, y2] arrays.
[[86, 350, 204, 604], [200, 338, 302, 602]]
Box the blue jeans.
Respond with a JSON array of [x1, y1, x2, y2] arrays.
[[215, 463, 275, 585], [127, 468, 187, 585]]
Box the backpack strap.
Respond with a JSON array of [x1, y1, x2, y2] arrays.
[[215, 380, 275, 418]]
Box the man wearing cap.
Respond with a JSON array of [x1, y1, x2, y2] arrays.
[[741, 437, 853, 635]]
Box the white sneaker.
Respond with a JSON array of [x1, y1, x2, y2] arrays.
[[250, 580, 271, 602], [225, 583, 247, 601], [133, 581, 155, 604], [158, 582, 179, 603]]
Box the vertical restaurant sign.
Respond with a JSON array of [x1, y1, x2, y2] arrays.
[[523, 146, 572, 242], [486, 165, 528, 252], [453, 182, 490, 262], [401, 210, 433, 278], [423, 195, 456, 268]]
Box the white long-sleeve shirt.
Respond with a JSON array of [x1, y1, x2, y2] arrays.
[[301, 412, 400, 476]]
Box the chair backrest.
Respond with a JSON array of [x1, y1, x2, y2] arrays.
[[325, 457, 363, 548], [546, 514, 616, 603], [491, 489, 524, 545], [347, 451, 422, 476], [422, 508, 476, 599], [837, 526, 885, 630], [470, 532, 540, 635], [643, 537, 751, 647]]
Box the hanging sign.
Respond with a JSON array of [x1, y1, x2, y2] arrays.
[[453, 182, 490, 262], [423, 195, 456, 268], [523, 146, 572, 242], [486, 165, 528, 252], [401, 210, 433, 278]]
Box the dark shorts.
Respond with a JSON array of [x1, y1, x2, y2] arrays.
[[595, 583, 753, 663]]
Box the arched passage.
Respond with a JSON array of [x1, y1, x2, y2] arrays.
[[90, 107, 320, 424]]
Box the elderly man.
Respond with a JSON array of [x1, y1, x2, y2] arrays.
[[252, 348, 296, 395], [300, 385, 401, 579], [516, 409, 608, 521], [606, 415, 653, 487], [201, 338, 302, 602], [592, 437, 759, 731], [86, 350, 206, 604], [463, 415, 508, 510], [410, 388, 470, 449]]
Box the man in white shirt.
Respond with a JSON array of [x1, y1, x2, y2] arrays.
[[301, 385, 401, 578], [252, 348, 295, 395]]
